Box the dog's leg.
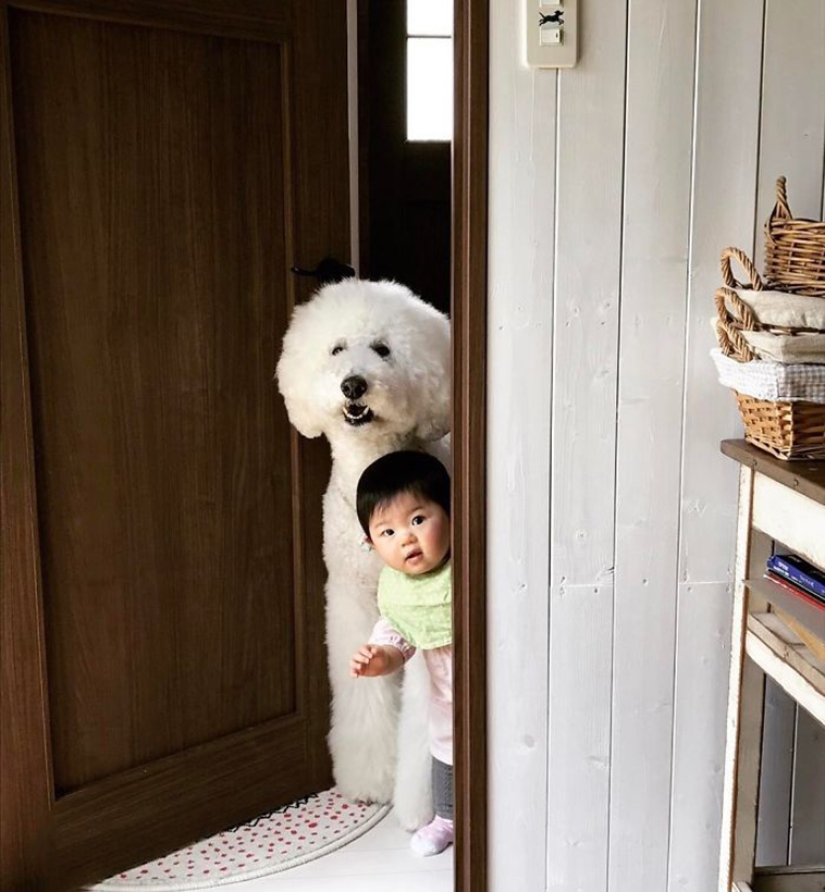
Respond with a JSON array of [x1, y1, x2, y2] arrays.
[[392, 652, 435, 830], [325, 578, 400, 804]]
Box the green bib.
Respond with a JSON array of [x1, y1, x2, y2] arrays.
[[377, 561, 452, 650]]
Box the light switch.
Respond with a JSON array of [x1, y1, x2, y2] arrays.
[[526, 0, 578, 68], [540, 24, 562, 45]]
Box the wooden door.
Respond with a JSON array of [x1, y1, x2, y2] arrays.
[[0, 1, 348, 887]]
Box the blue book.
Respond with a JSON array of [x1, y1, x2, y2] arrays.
[[767, 554, 825, 602]]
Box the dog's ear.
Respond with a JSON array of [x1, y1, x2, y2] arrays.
[[414, 388, 451, 441], [278, 389, 324, 439], [411, 313, 452, 442], [276, 320, 325, 440]]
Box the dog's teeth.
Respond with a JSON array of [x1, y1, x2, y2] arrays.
[[342, 403, 374, 426]]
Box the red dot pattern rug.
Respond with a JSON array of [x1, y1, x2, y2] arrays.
[[92, 789, 390, 889]]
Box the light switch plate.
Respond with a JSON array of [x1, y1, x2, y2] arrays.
[[526, 0, 578, 68]]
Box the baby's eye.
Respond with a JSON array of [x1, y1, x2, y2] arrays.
[[371, 342, 391, 359], [331, 344, 345, 356], [411, 515, 426, 526], [380, 528, 394, 537]]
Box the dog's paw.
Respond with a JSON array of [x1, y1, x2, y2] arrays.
[[392, 795, 434, 832], [335, 771, 394, 806], [329, 730, 396, 804], [391, 758, 434, 831]]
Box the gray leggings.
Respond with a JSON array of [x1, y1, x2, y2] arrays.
[[433, 757, 454, 821]]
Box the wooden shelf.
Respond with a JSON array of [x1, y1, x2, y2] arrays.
[[746, 612, 825, 726], [745, 576, 825, 650], [720, 449, 825, 892], [752, 866, 825, 892], [721, 440, 825, 509]]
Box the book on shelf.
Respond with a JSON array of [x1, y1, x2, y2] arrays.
[[766, 553, 825, 606], [764, 570, 825, 613]]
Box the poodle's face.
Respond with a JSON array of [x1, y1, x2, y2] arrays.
[[276, 280, 451, 445]]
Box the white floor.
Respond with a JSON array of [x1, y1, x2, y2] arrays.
[[192, 810, 453, 892]]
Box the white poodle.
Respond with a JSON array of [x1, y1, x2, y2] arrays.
[[276, 278, 451, 830]]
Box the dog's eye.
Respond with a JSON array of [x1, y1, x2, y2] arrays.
[[371, 342, 390, 359], [331, 344, 345, 356]]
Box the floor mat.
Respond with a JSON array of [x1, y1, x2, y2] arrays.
[[92, 789, 391, 889]]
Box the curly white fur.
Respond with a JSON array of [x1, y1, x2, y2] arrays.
[[276, 279, 450, 830]]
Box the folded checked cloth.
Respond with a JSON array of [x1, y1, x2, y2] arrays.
[[711, 348, 825, 404]]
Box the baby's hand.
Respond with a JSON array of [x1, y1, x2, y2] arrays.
[[350, 644, 389, 678]]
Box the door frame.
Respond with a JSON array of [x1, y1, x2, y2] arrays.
[[452, 1, 488, 891]]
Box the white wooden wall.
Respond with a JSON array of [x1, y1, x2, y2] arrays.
[[486, 1, 825, 890]]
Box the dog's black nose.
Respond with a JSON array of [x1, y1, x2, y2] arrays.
[[341, 375, 368, 400]]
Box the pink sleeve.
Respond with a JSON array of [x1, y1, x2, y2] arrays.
[[368, 617, 416, 662]]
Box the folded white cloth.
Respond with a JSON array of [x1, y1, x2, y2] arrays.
[[711, 348, 825, 403], [723, 287, 825, 331]]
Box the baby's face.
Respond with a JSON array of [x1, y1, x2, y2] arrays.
[[367, 492, 450, 576]]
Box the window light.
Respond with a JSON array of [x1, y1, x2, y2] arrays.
[[407, 0, 452, 37], [406, 0, 453, 142]]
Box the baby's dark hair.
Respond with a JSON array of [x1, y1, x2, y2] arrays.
[[356, 451, 451, 535]]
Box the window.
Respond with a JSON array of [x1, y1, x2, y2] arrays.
[[406, 0, 453, 142]]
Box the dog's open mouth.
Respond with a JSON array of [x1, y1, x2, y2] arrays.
[[342, 401, 375, 426]]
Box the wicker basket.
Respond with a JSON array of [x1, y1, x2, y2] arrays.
[[734, 392, 825, 460], [716, 246, 764, 362], [715, 246, 825, 459], [715, 245, 825, 362], [764, 176, 825, 296]]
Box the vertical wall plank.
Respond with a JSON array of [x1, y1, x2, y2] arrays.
[[550, 2, 627, 591], [547, 584, 614, 891], [669, 0, 766, 888], [789, 707, 825, 865], [609, 0, 698, 888], [487, 0, 555, 887], [547, 0, 627, 886], [669, 581, 736, 892], [677, 1, 764, 587], [754, 680, 795, 867], [754, 0, 825, 270]]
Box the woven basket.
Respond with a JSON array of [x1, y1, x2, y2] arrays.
[[716, 246, 825, 458], [715, 247, 764, 361], [734, 392, 825, 460], [764, 176, 825, 296], [715, 245, 825, 362]]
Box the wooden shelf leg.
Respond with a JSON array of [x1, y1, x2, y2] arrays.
[[720, 465, 764, 891], [731, 657, 766, 884]]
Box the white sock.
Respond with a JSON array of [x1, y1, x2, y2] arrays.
[[410, 815, 454, 857]]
